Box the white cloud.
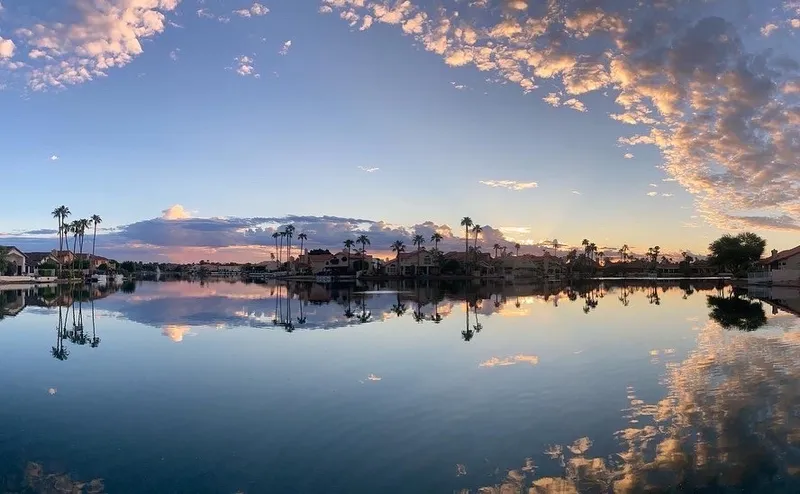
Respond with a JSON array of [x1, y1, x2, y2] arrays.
[[761, 23, 779, 36], [646, 191, 658, 197], [450, 81, 467, 90], [624, 153, 634, 159], [234, 55, 257, 77], [662, 193, 674, 197], [49, 155, 59, 161], [162, 204, 191, 220], [479, 354, 539, 367], [480, 180, 538, 191], [234, 2, 269, 17], [197, 8, 214, 18], [0, 37, 14, 58], [279, 40, 292, 56], [562, 98, 587, 112], [358, 166, 379, 172], [169, 48, 180, 61], [649, 183, 658, 188], [571, 190, 582, 195]]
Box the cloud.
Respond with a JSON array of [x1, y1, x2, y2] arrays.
[[233, 55, 258, 77], [450, 81, 467, 90], [279, 40, 292, 56], [0, 37, 14, 58], [7, 0, 180, 91], [661, 193, 674, 197], [646, 191, 658, 197], [624, 153, 634, 159], [197, 8, 214, 19], [357, 166, 379, 172], [761, 23, 779, 36], [571, 190, 581, 195], [479, 180, 538, 191], [49, 155, 58, 161], [233, 2, 269, 17], [321, 0, 800, 232], [162, 204, 191, 220], [479, 354, 539, 367], [169, 48, 179, 61]]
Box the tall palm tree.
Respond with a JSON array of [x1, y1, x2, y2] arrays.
[[460, 217, 473, 271], [77, 218, 90, 273], [285, 225, 295, 264], [391, 240, 405, 277], [430, 232, 443, 252], [620, 244, 630, 263], [279, 232, 286, 265], [471, 224, 482, 265], [298, 233, 308, 258], [493, 243, 501, 258], [412, 234, 425, 276], [589, 242, 597, 262], [272, 232, 280, 263], [90, 215, 102, 275], [515, 243, 521, 257], [356, 234, 370, 255], [552, 239, 561, 257], [344, 239, 355, 272]]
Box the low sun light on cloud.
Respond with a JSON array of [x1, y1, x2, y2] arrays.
[[479, 180, 538, 191], [162, 204, 191, 220]]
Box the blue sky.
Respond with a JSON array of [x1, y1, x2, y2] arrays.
[[0, 0, 798, 261]]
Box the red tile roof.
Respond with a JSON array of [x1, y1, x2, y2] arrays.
[[761, 245, 800, 265]]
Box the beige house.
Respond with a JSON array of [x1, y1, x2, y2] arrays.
[[751, 245, 800, 285], [500, 254, 564, 280], [384, 249, 438, 276], [1, 246, 29, 276]]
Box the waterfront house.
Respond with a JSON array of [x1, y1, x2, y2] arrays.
[[384, 248, 439, 277], [749, 245, 800, 285], [441, 251, 494, 276], [51, 250, 75, 265], [25, 252, 60, 275], [298, 251, 377, 275], [0, 246, 30, 276], [500, 254, 564, 280], [656, 261, 681, 277]]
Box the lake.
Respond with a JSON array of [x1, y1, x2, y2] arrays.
[[1, 280, 799, 493]]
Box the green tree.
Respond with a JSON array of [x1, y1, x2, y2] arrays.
[[0, 246, 9, 276], [356, 234, 370, 256], [412, 234, 425, 276], [391, 240, 405, 277], [708, 232, 766, 274]]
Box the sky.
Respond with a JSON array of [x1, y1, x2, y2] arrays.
[[0, 0, 798, 262]]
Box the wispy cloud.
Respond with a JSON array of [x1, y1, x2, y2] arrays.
[[169, 48, 180, 61], [624, 153, 634, 159], [649, 183, 658, 188], [357, 166, 379, 173], [197, 8, 214, 19], [279, 40, 292, 56], [479, 354, 539, 367], [662, 193, 674, 197], [571, 190, 581, 195], [233, 55, 258, 77], [49, 155, 59, 161], [646, 191, 658, 197], [480, 180, 538, 191], [450, 81, 468, 90]]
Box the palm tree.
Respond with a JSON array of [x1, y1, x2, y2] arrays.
[[285, 225, 295, 265], [552, 239, 561, 257], [89, 215, 102, 275], [430, 232, 443, 252], [279, 231, 286, 265], [391, 240, 405, 277], [272, 232, 280, 262], [493, 243, 501, 258], [597, 252, 605, 266], [298, 233, 308, 257], [343, 239, 355, 272], [356, 234, 370, 257], [460, 217, 473, 271], [76, 218, 89, 274], [515, 243, 521, 256], [620, 244, 630, 263], [412, 234, 425, 276], [471, 224, 482, 266], [589, 242, 597, 262]]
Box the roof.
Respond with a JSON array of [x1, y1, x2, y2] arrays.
[[0, 246, 25, 256], [761, 245, 800, 265], [26, 252, 56, 264]]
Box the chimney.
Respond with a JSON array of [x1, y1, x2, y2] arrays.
[[771, 249, 778, 257]]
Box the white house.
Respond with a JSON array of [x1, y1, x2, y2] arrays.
[[0, 246, 29, 276]]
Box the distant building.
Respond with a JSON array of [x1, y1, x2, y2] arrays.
[[384, 248, 438, 276], [499, 253, 564, 280], [0, 246, 30, 276]]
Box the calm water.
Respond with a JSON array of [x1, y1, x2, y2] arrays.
[[1, 280, 800, 493]]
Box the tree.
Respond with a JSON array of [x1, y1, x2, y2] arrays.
[[298, 233, 308, 257], [412, 234, 425, 276], [90, 214, 102, 276], [356, 234, 370, 257], [0, 246, 8, 276], [391, 240, 405, 277], [285, 225, 295, 265], [471, 224, 483, 265], [708, 232, 766, 274], [493, 243, 501, 258], [430, 232, 443, 252], [77, 218, 90, 271], [552, 239, 561, 257], [343, 239, 355, 272], [460, 217, 473, 271], [515, 243, 521, 257], [279, 231, 286, 265], [272, 232, 280, 262]]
